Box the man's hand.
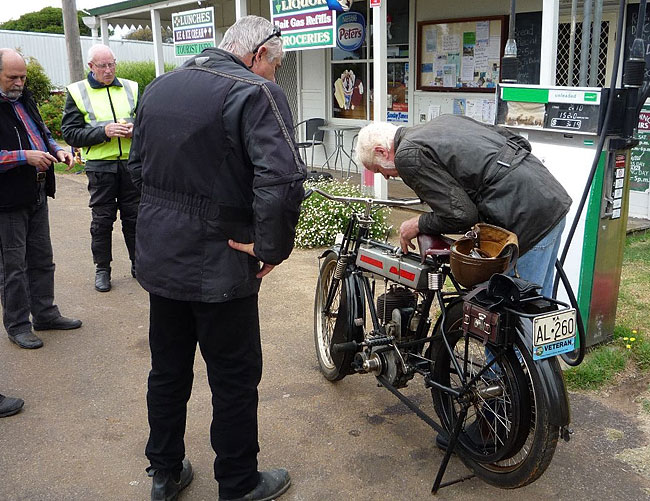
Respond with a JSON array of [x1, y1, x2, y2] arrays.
[[56, 150, 75, 170], [399, 216, 421, 254], [104, 122, 133, 138], [25, 150, 57, 171], [228, 240, 276, 278]]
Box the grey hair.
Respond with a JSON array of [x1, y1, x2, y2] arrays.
[[87, 44, 115, 63], [355, 122, 399, 168], [0, 48, 24, 72], [219, 15, 283, 63]]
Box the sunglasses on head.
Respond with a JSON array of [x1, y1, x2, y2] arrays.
[[251, 25, 282, 56]]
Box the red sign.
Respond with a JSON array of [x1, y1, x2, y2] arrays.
[[370, 0, 381, 7], [638, 111, 650, 131]]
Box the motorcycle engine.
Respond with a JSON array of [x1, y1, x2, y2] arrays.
[[376, 286, 417, 340]]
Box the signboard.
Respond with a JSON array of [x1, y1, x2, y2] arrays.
[[370, 0, 382, 7], [270, 0, 336, 51], [336, 11, 365, 52], [172, 7, 216, 57]]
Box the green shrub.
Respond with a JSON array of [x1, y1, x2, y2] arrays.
[[38, 93, 66, 141], [296, 178, 391, 248], [25, 56, 52, 105], [115, 61, 176, 91]]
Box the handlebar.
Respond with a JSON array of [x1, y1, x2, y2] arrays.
[[305, 188, 422, 208]]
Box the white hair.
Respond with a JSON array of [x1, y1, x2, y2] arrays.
[[87, 44, 115, 63], [219, 15, 283, 63], [355, 122, 399, 168]]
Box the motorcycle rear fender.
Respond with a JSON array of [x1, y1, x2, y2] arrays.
[[514, 317, 571, 427]]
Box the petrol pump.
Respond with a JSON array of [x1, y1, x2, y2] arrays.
[[496, 84, 632, 348], [494, 0, 648, 352]]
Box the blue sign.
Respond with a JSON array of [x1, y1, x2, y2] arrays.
[[336, 11, 365, 52]]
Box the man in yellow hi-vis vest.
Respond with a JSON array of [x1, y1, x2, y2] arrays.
[[62, 44, 139, 293]]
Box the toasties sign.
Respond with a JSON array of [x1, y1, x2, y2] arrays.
[[270, 0, 337, 51]]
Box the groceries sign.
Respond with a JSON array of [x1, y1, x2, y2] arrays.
[[172, 7, 216, 57], [270, 0, 337, 51]]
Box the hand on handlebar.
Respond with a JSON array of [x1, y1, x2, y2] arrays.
[[399, 216, 420, 254], [228, 240, 275, 278]]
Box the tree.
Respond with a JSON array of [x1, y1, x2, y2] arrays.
[[124, 26, 173, 43], [0, 7, 92, 36]]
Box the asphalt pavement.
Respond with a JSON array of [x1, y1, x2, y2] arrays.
[[1, 174, 649, 500]]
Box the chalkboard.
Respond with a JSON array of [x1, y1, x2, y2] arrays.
[[625, 3, 650, 82], [631, 107, 650, 192], [514, 11, 542, 85]]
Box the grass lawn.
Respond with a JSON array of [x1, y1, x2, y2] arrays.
[[564, 230, 650, 391]]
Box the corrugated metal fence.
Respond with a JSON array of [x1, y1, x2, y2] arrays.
[[0, 30, 177, 89]]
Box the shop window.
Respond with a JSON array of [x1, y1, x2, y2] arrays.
[[330, 0, 409, 123]]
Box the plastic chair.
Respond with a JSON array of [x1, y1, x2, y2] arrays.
[[348, 133, 359, 176], [294, 118, 329, 169]]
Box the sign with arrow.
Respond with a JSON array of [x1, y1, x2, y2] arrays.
[[172, 7, 216, 57]]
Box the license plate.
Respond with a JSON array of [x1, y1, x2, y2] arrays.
[[532, 308, 577, 360]]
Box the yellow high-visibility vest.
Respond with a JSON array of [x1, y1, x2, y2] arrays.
[[67, 78, 138, 161]]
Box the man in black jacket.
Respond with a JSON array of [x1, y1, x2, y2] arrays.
[[128, 16, 306, 501], [0, 48, 82, 351], [356, 116, 572, 296]]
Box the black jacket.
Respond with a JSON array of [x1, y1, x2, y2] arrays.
[[395, 115, 572, 254], [128, 48, 306, 302], [0, 89, 56, 211]]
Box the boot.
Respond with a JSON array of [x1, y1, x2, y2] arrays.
[[95, 267, 111, 292]]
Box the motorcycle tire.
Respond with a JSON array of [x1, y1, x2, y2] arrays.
[[314, 252, 363, 381], [430, 301, 559, 489]]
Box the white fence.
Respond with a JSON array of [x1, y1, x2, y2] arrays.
[[0, 30, 178, 89]]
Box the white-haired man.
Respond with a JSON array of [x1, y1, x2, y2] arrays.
[[356, 116, 572, 297], [128, 16, 305, 501], [62, 44, 140, 293], [0, 48, 81, 351]]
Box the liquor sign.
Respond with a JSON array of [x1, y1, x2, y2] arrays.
[[270, 0, 336, 51], [172, 7, 216, 57]]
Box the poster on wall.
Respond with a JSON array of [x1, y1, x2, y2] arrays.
[[332, 62, 366, 120], [417, 16, 506, 92], [270, 0, 337, 51]]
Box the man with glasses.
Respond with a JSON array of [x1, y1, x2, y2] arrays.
[[62, 44, 140, 293], [128, 15, 305, 501], [0, 48, 81, 352]]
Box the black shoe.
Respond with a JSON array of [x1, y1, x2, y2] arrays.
[[0, 394, 24, 417], [131, 263, 136, 278], [149, 457, 193, 501], [8, 330, 43, 349], [219, 468, 291, 501], [33, 316, 82, 331], [95, 268, 111, 292]]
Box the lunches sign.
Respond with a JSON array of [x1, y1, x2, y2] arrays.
[[270, 0, 337, 51], [172, 7, 216, 57]]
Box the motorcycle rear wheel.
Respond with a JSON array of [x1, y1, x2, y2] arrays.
[[430, 302, 559, 488]]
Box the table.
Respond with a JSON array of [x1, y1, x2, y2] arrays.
[[318, 124, 361, 176]]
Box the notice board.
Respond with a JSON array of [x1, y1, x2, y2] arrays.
[[417, 16, 506, 92], [631, 107, 650, 192]]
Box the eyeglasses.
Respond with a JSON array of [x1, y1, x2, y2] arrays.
[[92, 61, 116, 70], [251, 26, 282, 56]]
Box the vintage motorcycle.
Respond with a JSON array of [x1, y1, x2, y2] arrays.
[[310, 188, 582, 493]]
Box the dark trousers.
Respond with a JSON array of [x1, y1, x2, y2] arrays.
[[0, 185, 60, 336], [86, 161, 139, 268], [146, 293, 262, 499]]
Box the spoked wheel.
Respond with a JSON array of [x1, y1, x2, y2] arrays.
[[314, 252, 362, 381], [430, 302, 559, 488], [431, 328, 530, 464]]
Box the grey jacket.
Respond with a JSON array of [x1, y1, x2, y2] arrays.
[[128, 48, 306, 302], [395, 115, 572, 254]]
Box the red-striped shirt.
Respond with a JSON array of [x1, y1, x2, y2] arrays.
[[0, 98, 61, 173]]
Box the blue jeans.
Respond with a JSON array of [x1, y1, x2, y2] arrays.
[[514, 217, 566, 297]]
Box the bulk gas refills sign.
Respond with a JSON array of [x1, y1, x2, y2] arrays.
[[271, 0, 353, 51]]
